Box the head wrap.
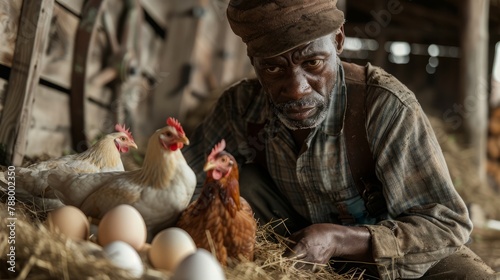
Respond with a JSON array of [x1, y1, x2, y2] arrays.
[[227, 0, 344, 58]]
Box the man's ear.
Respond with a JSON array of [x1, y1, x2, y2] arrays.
[[335, 25, 345, 54]]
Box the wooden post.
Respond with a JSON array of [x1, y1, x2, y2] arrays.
[[460, 0, 490, 182], [0, 0, 54, 165], [490, 42, 500, 107]]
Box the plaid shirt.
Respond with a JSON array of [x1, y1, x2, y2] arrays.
[[184, 61, 472, 279]]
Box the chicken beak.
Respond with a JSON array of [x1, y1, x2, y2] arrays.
[[130, 142, 138, 149], [203, 161, 217, 172], [179, 135, 190, 146]]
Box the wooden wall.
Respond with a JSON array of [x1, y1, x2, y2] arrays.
[[0, 0, 252, 163], [149, 0, 253, 136], [0, 0, 173, 163]]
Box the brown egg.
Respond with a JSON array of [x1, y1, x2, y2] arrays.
[[46, 206, 90, 241], [149, 228, 196, 272], [97, 204, 147, 251]]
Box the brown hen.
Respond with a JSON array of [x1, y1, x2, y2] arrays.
[[176, 139, 257, 266]]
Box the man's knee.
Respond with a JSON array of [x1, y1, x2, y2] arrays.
[[421, 246, 497, 280]]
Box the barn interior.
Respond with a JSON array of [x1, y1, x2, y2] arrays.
[[0, 0, 499, 278]]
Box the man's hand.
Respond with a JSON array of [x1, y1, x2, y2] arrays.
[[283, 223, 374, 269]]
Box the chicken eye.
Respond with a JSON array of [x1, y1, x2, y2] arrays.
[[120, 137, 126, 141], [166, 132, 172, 137]]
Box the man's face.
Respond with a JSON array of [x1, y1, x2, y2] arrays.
[[253, 34, 339, 130]]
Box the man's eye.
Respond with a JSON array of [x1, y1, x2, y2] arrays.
[[265, 66, 281, 74], [305, 60, 322, 68]]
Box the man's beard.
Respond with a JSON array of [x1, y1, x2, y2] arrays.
[[270, 92, 329, 130]]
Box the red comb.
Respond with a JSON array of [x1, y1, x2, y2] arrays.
[[114, 124, 134, 141], [208, 139, 226, 162], [166, 117, 185, 136]]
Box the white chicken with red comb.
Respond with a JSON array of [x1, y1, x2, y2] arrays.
[[47, 117, 197, 238], [0, 124, 138, 209]]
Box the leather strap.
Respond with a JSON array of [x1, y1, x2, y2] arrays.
[[342, 62, 386, 216], [247, 122, 268, 170]]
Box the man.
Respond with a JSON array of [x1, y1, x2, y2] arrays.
[[184, 0, 497, 279]]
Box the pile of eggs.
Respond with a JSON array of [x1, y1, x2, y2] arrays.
[[45, 205, 225, 279]]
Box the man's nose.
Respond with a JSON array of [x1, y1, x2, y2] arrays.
[[282, 70, 312, 100]]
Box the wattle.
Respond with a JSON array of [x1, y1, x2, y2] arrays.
[[169, 144, 179, 151], [212, 169, 222, 180]]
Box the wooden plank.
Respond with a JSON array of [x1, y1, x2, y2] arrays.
[[150, 0, 207, 136], [85, 99, 114, 146], [25, 85, 72, 157], [460, 0, 490, 183], [182, 0, 253, 134], [40, 3, 79, 90], [55, 0, 84, 16], [0, 77, 8, 116], [25, 129, 71, 158], [125, 21, 165, 149], [25, 85, 114, 157], [0, 0, 23, 67], [0, 0, 55, 166], [140, 0, 169, 29]]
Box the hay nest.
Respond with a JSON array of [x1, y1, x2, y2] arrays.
[[0, 202, 148, 280], [0, 200, 366, 280]]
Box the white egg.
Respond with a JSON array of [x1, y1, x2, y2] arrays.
[[172, 249, 225, 280], [104, 241, 144, 278], [98, 204, 147, 251], [149, 227, 197, 272]]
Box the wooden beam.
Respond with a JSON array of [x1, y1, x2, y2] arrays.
[[460, 0, 490, 183], [347, 1, 459, 28], [55, 0, 84, 16], [344, 23, 460, 46], [0, 0, 55, 165]]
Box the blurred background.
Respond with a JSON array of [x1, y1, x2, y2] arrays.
[[0, 0, 499, 271]]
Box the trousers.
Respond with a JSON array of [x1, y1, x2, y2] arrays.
[[239, 164, 499, 280]]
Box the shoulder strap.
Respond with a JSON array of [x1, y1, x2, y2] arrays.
[[342, 62, 387, 217], [247, 122, 268, 170]]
